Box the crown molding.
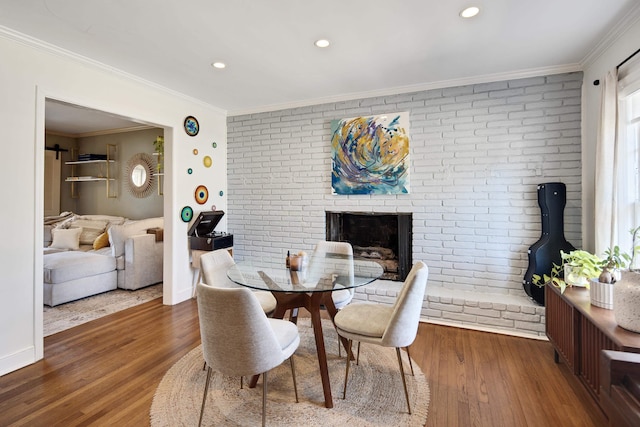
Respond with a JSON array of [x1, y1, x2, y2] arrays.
[[0, 25, 227, 116], [580, 2, 640, 68], [228, 63, 582, 117], [45, 125, 155, 139]]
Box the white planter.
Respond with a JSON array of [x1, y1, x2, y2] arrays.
[[589, 279, 614, 309], [564, 264, 589, 287], [613, 271, 640, 333]]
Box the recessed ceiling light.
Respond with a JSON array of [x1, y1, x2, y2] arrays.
[[211, 62, 226, 69], [314, 39, 330, 48], [460, 6, 480, 18]]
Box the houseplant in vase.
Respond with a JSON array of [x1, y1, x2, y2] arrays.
[[589, 245, 630, 309], [613, 227, 640, 332], [533, 249, 602, 294], [152, 136, 164, 173]]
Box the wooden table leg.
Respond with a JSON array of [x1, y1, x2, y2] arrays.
[[308, 293, 333, 408]]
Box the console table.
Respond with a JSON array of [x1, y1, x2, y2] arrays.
[[545, 285, 640, 405]]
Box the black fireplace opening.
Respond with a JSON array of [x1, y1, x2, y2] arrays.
[[326, 211, 412, 281]]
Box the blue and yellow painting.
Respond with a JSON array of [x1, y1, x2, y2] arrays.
[[331, 112, 410, 195]]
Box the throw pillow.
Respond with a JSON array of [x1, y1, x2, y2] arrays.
[[93, 231, 110, 250], [50, 227, 82, 250], [69, 219, 108, 245]]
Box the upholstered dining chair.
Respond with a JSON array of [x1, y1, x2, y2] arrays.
[[308, 241, 355, 356], [200, 249, 277, 315], [312, 240, 355, 310], [196, 283, 300, 427], [334, 261, 428, 414]]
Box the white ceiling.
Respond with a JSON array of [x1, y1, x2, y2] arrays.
[[1, 0, 638, 132]]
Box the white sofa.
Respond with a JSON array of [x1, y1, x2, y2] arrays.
[[43, 213, 163, 306]]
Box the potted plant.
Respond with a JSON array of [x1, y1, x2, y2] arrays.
[[152, 136, 164, 173], [590, 246, 630, 309], [533, 249, 603, 294]]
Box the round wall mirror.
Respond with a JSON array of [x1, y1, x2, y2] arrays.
[[132, 164, 147, 187], [125, 153, 156, 198]]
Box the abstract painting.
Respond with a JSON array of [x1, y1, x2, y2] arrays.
[[331, 112, 410, 195]]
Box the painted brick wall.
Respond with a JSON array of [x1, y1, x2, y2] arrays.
[[227, 72, 582, 305]]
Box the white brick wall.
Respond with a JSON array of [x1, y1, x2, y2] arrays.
[[227, 72, 583, 338]]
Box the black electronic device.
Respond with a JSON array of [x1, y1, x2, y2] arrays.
[[187, 210, 234, 251]]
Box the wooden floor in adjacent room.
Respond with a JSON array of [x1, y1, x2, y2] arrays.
[[0, 297, 606, 427]]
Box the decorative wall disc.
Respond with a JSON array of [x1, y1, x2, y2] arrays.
[[188, 168, 193, 174], [212, 142, 217, 148], [195, 185, 209, 204], [181, 206, 193, 222], [203, 156, 212, 168], [211, 205, 217, 211], [219, 190, 224, 196], [184, 116, 199, 136], [193, 148, 199, 155]]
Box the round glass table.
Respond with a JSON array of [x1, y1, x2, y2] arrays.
[[227, 253, 383, 408]]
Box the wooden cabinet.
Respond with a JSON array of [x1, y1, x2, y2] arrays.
[[545, 285, 640, 404]]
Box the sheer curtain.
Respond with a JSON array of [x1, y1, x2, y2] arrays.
[[594, 70, 620, 256], [595, 57, 640, 257]]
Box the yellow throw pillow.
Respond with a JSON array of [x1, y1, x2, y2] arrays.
[[93, 231, 110, 250]]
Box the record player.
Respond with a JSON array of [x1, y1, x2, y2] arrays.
[[187, 210, 234, 251]]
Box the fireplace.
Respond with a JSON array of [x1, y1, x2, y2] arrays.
[[326, 211, 412, 281]]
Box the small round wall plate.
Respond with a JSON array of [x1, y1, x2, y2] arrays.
[[184, 116, 199, 136], [181, 206, 193, 222]]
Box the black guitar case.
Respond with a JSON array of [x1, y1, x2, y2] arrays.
[[523, 182, 575, 305]]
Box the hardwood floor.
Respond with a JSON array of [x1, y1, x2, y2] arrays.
[[0, 298, 607, 426]]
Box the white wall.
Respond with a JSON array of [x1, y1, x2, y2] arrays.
[[581, 14, 640, 252], [227, 73, 583, 298], [0, 31, 227, 376]]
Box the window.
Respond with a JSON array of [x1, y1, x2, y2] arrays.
[[617, 56, 640, 252]]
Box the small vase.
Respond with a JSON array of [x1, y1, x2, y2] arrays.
[[613, 271, 640, 333], [590, 278, 614, 309]]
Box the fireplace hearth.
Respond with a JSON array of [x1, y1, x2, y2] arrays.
[[326, 211, 412, 281]]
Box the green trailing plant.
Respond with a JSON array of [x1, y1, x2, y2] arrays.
[[533, 245, 633, 291], [153, 136, 164, 172], [533, 249, 603, 294]]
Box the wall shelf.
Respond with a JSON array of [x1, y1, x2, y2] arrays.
[[66, 144, 117, 198]]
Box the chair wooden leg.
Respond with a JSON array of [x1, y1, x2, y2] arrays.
[[395, 347, 411, 414], [289, 308, 299, 324], [262, 371, 268, 427], [199, 366, 213, 427], [343, 339, 353, 399], [406, 346, 415, 376], [290, 356, 299, 403], [356, 341, 361, 365]]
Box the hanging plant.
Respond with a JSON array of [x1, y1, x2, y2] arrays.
[[153, 136, 164, 172]]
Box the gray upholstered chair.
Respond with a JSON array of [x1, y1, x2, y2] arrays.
[[312, 240, 355, 309], [334, 261, 428, 414], [200, 249, 277, 314], [196, 283, 300, 427]]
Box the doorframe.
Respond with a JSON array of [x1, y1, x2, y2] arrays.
[[34, 87, 173, 360]]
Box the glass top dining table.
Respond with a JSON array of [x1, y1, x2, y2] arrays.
[[226, 253, 383, 293], [226, 253, 383, 408]]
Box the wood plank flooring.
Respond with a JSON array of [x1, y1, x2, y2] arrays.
[[0, 297, 607, 426]]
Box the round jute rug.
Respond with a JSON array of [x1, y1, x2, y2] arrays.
[[150, 318, 429, 426]]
